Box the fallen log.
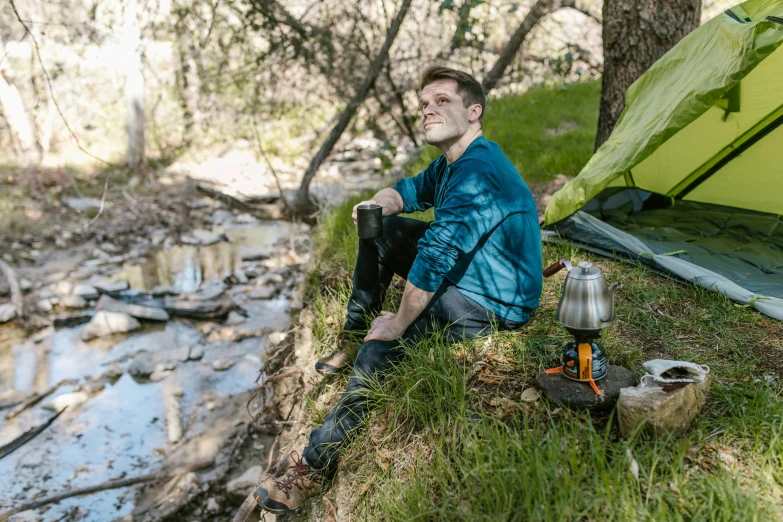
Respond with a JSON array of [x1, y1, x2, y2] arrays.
[[0, 458, 215, 521], [0, 408, 66, 460]]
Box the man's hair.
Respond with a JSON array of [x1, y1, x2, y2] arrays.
[[419, 66, 486, 125]]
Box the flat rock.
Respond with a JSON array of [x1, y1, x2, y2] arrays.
[[60, 295, 88, 309], [45, 391, 89, 411], [73, 284, 99, 300], [247, 284, 276, 300], [241, 245, 273, 261], [0, 303, 17, 324], [226, 465, 262, 502], [535, 365, 636, 412], [151, 285, 180, 296], [181, 228, 224, 246], [97, 295, 170, 321], [81, 311, 141, 341], [94, 280, 130, 293], [225, 311, 246, 325], [64, 197, 102, 211], [128, 348, 190, 378], [618, 376, 711, 438], [211, 359, 234, 371]]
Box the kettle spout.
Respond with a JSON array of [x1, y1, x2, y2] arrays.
[[600, 283, 623, 324]]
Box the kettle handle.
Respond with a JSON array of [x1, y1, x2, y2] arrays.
[[543, 258, 567, 278]]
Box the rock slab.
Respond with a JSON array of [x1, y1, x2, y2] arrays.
[[617, 376, 711, 438], [226, 465, 262, 502], [535, 365, 636, 412], [0, 303, 17, 324], [97, 294, 170, 321], [81, 311, 141, 341]]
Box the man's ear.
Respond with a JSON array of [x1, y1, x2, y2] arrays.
[[469, 104, 483, 124]]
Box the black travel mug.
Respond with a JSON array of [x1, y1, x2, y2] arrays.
[[357, 203, 383, 239]]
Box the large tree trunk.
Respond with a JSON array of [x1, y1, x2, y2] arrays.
[[124, 0, 145, 171], [595, 0, 700, 149], [293, 0, 413, 217], [481, 0, 558, 93], [175, 8, 201, 147], [0, 60, 42, 165]]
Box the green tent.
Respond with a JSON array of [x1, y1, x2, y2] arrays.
[[543, 0, 783, 320]]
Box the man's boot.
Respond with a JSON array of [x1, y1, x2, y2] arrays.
[[314, 328, 362, 375], [254, 450, 323, 513]]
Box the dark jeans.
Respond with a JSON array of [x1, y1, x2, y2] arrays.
[[303, 216, 525, 478]]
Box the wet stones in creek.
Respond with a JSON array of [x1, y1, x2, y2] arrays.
[[535, 365, 636, 412], [0, 303, 16, 324], [96, 294, 170, 321], [81, 311, 141, 341], [128, 345, 202, 379]]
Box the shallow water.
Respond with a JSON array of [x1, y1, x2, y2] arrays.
[[0, 222, 297, 521]]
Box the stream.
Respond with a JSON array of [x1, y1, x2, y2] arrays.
[[0, 218, 304, 521]]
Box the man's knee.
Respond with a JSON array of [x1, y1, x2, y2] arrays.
[[352, 340, 401, 378]]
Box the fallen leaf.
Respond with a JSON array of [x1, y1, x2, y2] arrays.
[[521, 387, 540, 402]]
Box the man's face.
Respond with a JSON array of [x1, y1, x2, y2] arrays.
[[418, 79, 480, 147]]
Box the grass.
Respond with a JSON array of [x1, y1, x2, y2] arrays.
[[300, 81, 783, 520]]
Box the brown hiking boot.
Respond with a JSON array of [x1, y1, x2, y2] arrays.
[[314, 329, 362, 375], [254, 450, 323, 513]]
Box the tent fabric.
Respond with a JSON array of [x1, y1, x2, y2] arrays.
[[545, 208, 783, 320], [541, 0, 783, 320], [544, 0, 783, 225]]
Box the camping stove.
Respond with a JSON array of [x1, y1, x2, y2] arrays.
[[545, 330, 608, 396], [542, 259, 621, 396]]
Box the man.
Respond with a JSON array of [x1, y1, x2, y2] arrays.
[[254, 66, 542, 513]]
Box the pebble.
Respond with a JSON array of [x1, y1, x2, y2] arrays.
[[211, 359, 234, 371]]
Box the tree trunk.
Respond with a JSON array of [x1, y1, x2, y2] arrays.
[[124, 0, 145, 171], [293, 0, 414, 217], [595, 0, 700, 149], [481, 0, 558, 93], [0, 65, 42, 165], [175, 9, 201, 147]]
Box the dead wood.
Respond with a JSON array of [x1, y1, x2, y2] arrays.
[[293, 0, 414, 216], [0, 459, 215, 521], [0, 408, 66, 460], [481, 0, 558, 93]]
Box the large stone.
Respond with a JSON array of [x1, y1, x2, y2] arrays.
[[618, 376, 711, 438], [72, 284, 99, 300], [45, 391, 89, 411], [226, 465, 262, 502], [97, 295, 169, 321], [93, 279, 130, 293], [60, 295, 88, 309], [0, 303, 17, 324], [81, 311, 141, 341], [535, 365, 636, 412]]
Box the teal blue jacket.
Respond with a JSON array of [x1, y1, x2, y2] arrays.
[[393, 136, 542, 322]]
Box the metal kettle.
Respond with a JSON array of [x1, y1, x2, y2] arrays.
[[543, 259, 622, 334]]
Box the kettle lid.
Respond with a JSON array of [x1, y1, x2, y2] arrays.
[[567, 261, 604, 281]]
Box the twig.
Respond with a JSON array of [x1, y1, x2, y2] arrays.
[[0, 459, 214, 520], [87, 169, 111, 227], [0, 408, 66, 460], [4, 380, 75, 421], [265, 433, 280, 474], [0, 259, 23, 318]]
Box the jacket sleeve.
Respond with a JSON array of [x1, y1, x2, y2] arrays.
[[392, 160, 439, 213], [407, 166, 507, 292]]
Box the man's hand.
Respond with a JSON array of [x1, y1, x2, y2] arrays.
[[352, 188, 404, 224], [352, 199, 378, 225], [365, 311, 406, 342]]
